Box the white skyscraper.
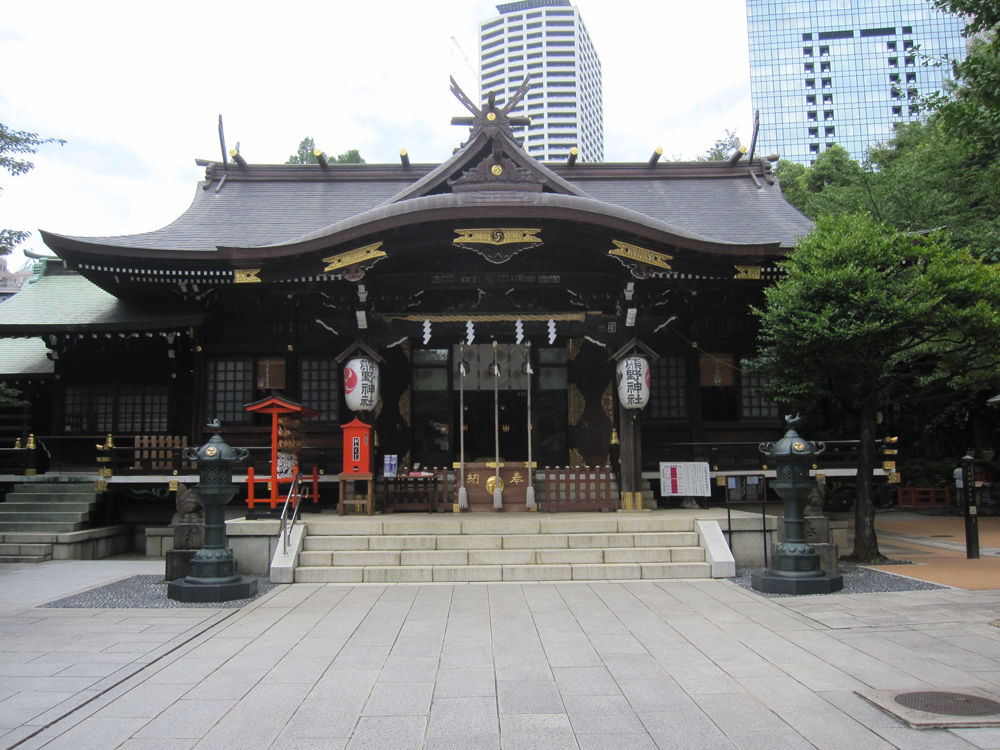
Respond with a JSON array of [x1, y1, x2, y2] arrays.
[[479, 0, 603, 163]]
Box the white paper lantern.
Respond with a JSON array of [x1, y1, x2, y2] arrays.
[[344, 357, 380, 412], [616, 356, 650, 410]]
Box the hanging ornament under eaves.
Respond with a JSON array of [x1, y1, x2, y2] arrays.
[[616, 356, 650, 410], [344, 357, 380, 412]]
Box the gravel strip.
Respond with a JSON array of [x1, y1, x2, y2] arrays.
[[732, 563, 948, 599], [40, 574, 280, 609]]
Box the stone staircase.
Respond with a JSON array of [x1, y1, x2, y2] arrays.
[[0, 482, 105, 563], [293, 515, 719, 583]]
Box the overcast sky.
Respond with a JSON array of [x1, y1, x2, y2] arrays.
[[0, 0, 752, 270]]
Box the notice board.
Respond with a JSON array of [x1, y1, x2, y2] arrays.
[[659, 462, 712, 497], [725, 475, 767, 504]]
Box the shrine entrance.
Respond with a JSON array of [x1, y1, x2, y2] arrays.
[[458, 389, 528, 463]]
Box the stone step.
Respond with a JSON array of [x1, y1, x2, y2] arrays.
[[0, 502, 96, 514], [304, 517, 695, 537], [0, 554, 52, 564], [0, 542, 54, 556], [0, 510, 91, 524], [12, 484, 98, 495], [4, 492, 100, 504], [298, 544, 703, 568], [0, 521, 87, 533], [294, 561, 711, 584], [301, 531, 701, 552]]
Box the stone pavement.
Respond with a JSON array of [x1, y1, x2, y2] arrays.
[[5, 560, 1000, 749]]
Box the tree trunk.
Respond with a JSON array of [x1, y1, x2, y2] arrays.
[[851, 393, 883, 562]]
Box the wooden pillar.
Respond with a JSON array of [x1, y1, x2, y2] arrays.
[[619, 408, 641, 509]]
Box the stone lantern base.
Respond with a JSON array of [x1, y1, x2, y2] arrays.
[[751, 569, 843, 595], [167, 576, 258, 603]]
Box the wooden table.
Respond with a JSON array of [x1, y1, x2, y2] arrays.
[[338, 473, 375, 516]]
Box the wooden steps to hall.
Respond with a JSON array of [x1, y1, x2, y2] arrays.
[[293, 515, 714, 583]]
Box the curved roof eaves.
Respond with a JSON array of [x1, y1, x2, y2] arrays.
[[53, 180, 403, 253], [235, 191, 772, 256]]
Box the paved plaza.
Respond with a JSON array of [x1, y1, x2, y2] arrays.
[[2, 559, 1000, 749]]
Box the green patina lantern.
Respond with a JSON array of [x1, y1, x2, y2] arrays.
[[752, 415, 843, 595], [168, 420, 258, 603]]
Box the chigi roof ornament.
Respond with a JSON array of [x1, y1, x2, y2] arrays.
[[450, 74, 532, 141]]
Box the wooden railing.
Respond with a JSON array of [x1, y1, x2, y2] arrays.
[[383, 470, 448, 513], [539, 467, 617, 513]]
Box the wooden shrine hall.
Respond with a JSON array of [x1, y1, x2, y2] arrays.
[[0, 76, 815, 516]]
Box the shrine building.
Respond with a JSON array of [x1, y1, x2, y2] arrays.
[[0, 77, 817, 522]]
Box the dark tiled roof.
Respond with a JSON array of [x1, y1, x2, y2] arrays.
[[572, 175, 813, 249], [64, 178, 408, 253], [0, 338, 53, 376], [0, 265, 203, 333]]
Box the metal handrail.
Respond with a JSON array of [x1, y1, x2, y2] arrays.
[[279, 468, 304, 557]]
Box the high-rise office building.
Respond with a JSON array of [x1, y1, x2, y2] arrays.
[[479, 0, 603, 162], [746, 0, 966, 165]]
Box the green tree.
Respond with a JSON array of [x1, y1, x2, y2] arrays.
[[286, 137, 365, 165], [697, 130, 741, 161], [749, 214, 1000, 562], [1, 124, 64, 256], [0, 383, 28, 406]]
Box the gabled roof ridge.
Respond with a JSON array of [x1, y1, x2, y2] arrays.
[[379, 123, 591, 205]]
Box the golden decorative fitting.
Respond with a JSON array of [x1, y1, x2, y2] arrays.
[[887, 472, 901, 484], [486, 475, 504, 494], [568, 384, 586, 426], [96, 456, 110, 462], [94, 480, 107, 492], [883, 461, 896, 471], [762, 464, 768, 470], [400, 148, 408, 156], [399, 387, 411, 427], [734, 265, 762, 280], [817, 474, 826, 483], [601, 383, 614, 423], [26, 434, 35, 450], [25, 469, 36, 476], [170, 373, 176, 379], [812, 464, 818, 469], [491, 164, 503, 176], [322, 242, 386, 272], [486, 112, 497, 121], [374, 431, 380, 447], [99, 468, 113, 478], [234, 268, 262, 284], [793, 442, 805, 451], [206, 446, 218, 457], [485, 461, 505, 468], [610, 429, 619, 446], [608, 240, 673, 270], [712, 465, 718, 471], [196, 345, 203, 352], [169, 481, 179, 491], [319, 469, 325, 475], [453, 228, 541, 246], [567, 338, 582, 360], [569, 448, 585, 469], [173, 470, 178, 475], [14, 438, 21, 449], [621, 491, 634, 510], [716, 476, 726, 486]]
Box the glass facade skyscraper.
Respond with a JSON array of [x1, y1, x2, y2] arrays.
[[479, 0, 604, 163], [746, 0, 966, 165]]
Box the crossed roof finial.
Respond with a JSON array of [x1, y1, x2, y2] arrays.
[[449, 75, 532, 139]]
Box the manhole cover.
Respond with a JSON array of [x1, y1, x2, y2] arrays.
[[895, 692, 1000, 717]]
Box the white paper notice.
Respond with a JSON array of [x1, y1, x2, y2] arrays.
[[659, 462, 712, 497]]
